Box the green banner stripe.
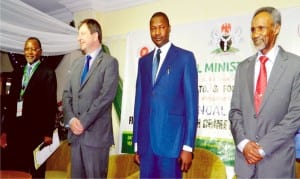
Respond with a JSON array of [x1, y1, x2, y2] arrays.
[[102, 44, 123, 120]]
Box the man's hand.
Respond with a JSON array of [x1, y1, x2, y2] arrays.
[[133, 153, 140, 165], [70, 118, 84, 135], [1, 133, 7, 148], [43, 136, 52, 145], [243, 141, 263, 164], [39, 136, 53, 150], [178, 150, 193, 172]]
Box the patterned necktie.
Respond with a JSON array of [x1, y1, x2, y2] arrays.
[[152, 49, 161, 85], [254, 55, 268, 113], [81, 55, 92, 85], [20, 66, 31, 94]]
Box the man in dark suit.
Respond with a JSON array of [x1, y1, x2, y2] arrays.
[[63, 19, 119, 178], [0, 37, 57, 178], [229, 7, 300, 178], [133, 12, 198, 178]]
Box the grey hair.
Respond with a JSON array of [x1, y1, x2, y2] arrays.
[[253, 6, 281, 26]]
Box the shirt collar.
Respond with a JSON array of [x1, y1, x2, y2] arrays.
[[155, 41, 171, 55], [257, 45, 279, 64], [87, 46, 102, 60], [27, 60, 40, 68]]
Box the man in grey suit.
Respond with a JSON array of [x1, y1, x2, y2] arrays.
[[63, 19, 119, 178], [229, 6, 300, 178]]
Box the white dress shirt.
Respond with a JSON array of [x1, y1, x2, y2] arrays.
[[238, 45, 279, 157]]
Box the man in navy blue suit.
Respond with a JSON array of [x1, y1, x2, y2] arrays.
[[133, 12, 198, 178]]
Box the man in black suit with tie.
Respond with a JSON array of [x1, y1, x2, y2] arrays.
[[0, 37, 57, 178]]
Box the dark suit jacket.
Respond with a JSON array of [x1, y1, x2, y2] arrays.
[[133, 44, 198, 158], [3, 61, 57, 150], [229, 46, 300, 178], [63, 50, 119, 148]]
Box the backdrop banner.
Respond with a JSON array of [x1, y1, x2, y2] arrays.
[[117, 7, 300, 178]]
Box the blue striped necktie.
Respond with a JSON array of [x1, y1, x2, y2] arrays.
[[152, 49, 161, 85], [81, 55, 92, 85]]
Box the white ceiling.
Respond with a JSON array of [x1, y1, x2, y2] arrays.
[[20, 0, 154, 23]]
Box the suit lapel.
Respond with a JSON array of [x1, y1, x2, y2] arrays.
[[155, 45, 176, 85], [80, 51, 104, 89], [24, 65, 41, 95], [75, 57, 85, 89], [260, 48, 287, 111], [247, 55, 256, 108], [144, 50, 155, 88]]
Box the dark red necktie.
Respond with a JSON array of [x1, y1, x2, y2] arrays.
[[254, 56, 268, 113]]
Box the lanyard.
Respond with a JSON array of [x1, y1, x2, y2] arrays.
[[20, 61, 41, 98]]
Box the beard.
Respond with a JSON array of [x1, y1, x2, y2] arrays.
[[253, 38, 266, 51]]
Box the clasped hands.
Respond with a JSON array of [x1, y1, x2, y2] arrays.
[[243, 141, 263, 164], [70, 117, 84, 135]]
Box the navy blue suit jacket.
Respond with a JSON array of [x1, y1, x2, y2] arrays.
[[133, 44, 198, 158]]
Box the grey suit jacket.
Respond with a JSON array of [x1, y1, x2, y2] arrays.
[[63, 50, 119, 148], [229, 46, 300, 178]]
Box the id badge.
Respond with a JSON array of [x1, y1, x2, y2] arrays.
[[17, 101, 23, 117]]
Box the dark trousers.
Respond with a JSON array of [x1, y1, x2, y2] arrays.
[[1, 141, 46, 178], [139, 146, 182, 178], [3, 116, 46, 178], [71, 140, 110, 179]]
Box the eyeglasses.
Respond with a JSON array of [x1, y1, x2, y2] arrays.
[[24, 48, 41, 52]]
